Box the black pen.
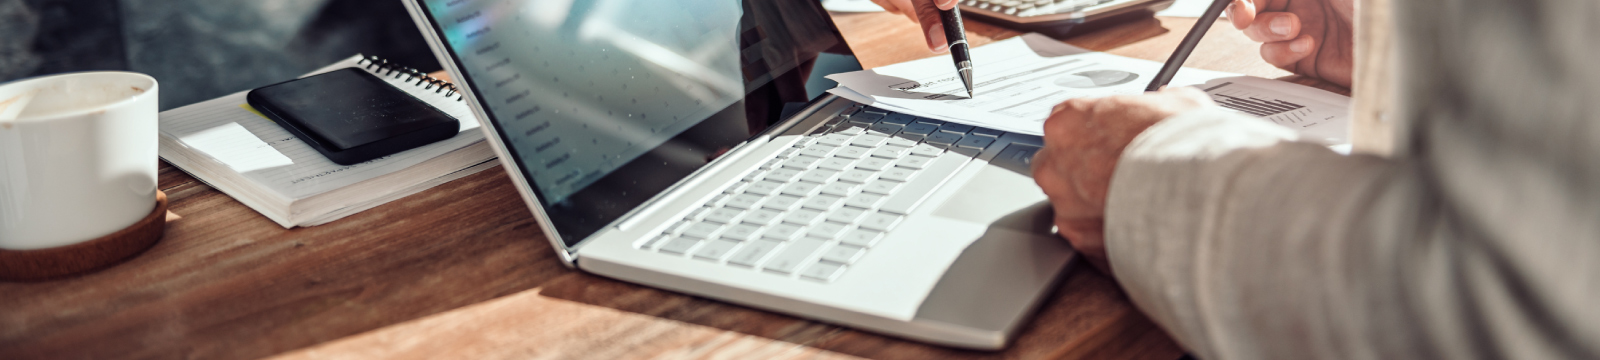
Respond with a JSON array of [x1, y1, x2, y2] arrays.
[[1145, 0, 1232, 91], [940, 7, 974, 98]]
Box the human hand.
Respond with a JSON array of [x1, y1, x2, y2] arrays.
[[868, 0, 959, 53], [1227, 0, 1355, 87], [1031, 87, 1214, 273]]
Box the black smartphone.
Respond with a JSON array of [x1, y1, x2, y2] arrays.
[[247, 68, 459, 165]]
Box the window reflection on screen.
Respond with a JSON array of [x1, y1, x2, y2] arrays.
[[427, 0, 745, 203]]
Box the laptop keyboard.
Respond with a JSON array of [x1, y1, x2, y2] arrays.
[[641, 106, 1013, 283]]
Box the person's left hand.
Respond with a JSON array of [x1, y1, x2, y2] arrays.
[[1031, 87, 1214, 273]]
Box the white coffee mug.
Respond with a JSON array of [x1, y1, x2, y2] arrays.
[[0, 72, 160, 250]]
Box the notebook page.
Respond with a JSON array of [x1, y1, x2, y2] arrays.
[[158, 55, 485, 200]]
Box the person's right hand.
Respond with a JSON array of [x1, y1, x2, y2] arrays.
[[1228, 0, 1355, 87], [869, 0, 959, 53]]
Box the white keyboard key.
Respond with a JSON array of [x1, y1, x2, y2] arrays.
[[851, 134, 888, 148], [703, 207, 744, 224], [801, 195, 844, 211], [792, 136, 817, 148], [895, 156, 931, 169], [862, 180, 900, 195], [879, 167, 917, 182], [781, 155, 823, 170], [826, 207, 868, 224], [724, 182, 750, 194], [782, 209, 825, 225], [641, 235, 671, 249], [764, 168, 803, 182], [820, 182, 860, 197], [881, 153, 971, 215], [683, 221, 725, 238], [798, 145, 836, 158], [693, 239, 741, 261], [744, 180, 784, 196], [742, 208, 783, 226], [800, 261, 846, 282], [664, 221, 692, 236], [870, 147, 909, 159], [762, 223, 806, 241], [835, 146, 870, 159], [843, 193, 887, 209], [820, 244, 866, 264], [817, 133, 853, 147], [858, 212, 903, 232], [764, 238, 828, 274], [908, 143, 944, 157], [886, 136, 918, 148], [799, 168, 840, 184], [705, 194, 730, 207], [721, 224, 762, 241], [683, 208, 710, 221], [955, 136, 996, 150], [781, 182, 822, 197], [760, 158, 782, 170], [659, 237, 701, 254], [837, 124, 867, 135], [808, 222, 850, 238], [727, 239, 782, 267], [742, 171, 760, 182], [839, 169, 876, 183], [840, 229, 884, 247], [762, 195, 803, 211], [855, 157, 893, 171], [725, 194, 764, 209], [777, 147, 799, 159], [817, 157, 856, 171]]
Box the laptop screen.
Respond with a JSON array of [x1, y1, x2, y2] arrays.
[[413, 0, 861, 247]]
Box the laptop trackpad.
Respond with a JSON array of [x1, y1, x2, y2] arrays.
[[931, 159, 1053, 234]]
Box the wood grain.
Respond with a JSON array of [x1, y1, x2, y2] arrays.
[[0, 11, 1348, 360]]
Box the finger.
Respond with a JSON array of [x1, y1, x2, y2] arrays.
[[1242, 12, 1300, 42], [935, 0, 958, 10], [869, 0, 901, 14], [1043, 99, 1090, 141], [1227, 0, 1257, 30], [1259, 34, 1315, 69], [911, 0, 949, 52]]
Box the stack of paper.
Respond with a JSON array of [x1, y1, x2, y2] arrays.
[[824, 33, 1352, 145], [157, 55, 497, 228]]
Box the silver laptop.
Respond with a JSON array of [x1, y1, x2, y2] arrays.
[[400, 0, 1076, 349]]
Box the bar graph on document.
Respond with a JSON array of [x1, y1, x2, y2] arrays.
[[1201, 79, 1351, 145]]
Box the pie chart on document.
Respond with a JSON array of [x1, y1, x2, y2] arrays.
[[1055, 70, 1140, 88]]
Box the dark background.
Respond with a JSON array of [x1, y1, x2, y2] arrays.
[[0, 0, 441, 110]]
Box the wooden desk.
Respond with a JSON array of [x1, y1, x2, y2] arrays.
[[0, 12, 1343, 360]]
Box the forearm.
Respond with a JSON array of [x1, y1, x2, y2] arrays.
[[1104, 108, 1430, 359]]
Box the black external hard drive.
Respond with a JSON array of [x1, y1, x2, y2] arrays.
[[246, 68, 459, 165]]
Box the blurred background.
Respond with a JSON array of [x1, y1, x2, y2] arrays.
[[0, 0, 441, 110]]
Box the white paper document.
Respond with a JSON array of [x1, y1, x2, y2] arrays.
[[827, 33, 1352, 144], [827, 33, 1238, 135], [1199, 76, 1352, 145]]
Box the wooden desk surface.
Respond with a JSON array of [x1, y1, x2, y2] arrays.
[[0, 11, 1342, 360]]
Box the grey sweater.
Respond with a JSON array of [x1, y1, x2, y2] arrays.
[[1104, 0, 1600, 358]]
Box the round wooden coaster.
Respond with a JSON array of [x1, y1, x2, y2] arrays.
[[0, 190, 169, 282]]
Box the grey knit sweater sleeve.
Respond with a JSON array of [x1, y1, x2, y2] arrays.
[[1101, 1, 1600, 358]]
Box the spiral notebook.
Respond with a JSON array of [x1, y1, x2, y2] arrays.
[[157, 54, 497, 228]]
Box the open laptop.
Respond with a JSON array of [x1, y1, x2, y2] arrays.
[[400, 0, 1076, 350]]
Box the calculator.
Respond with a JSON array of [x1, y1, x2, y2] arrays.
[[958, 0, 1175, 38]]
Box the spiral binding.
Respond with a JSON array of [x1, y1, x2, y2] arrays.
[[357, 55, 464, 101]]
